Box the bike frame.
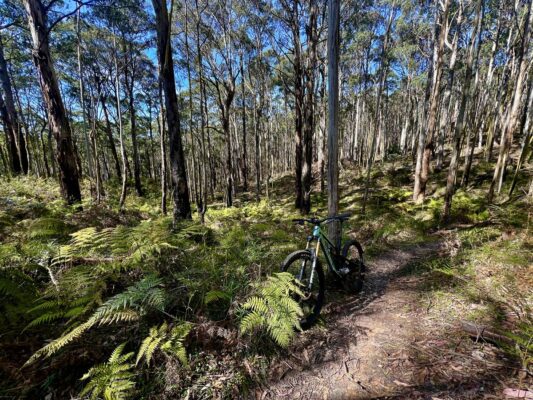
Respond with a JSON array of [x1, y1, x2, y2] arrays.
[[299, 224, 345, 291]]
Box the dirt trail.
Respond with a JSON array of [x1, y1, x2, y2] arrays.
[[261, 240, 509, 400]]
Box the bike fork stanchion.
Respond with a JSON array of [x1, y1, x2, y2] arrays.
[[307, 240, 320, 291]]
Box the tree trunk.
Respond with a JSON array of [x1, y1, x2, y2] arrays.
[[362, 4, 395, 214], [152, 0, 191, 222], [241, 54, 248, 192], [291, 0, 304, 210], [0, 36, 27, 174], [158, 85, 167, 215], [301, 0, 318, 215], [98, 78, 121, 179], [0, 92, 20, 174], [413, 0, 450, 203], [443, 0, 481, 221], [24, 0, 81, 204], [76, 9, 93, 179], [327, 0, 341, 246], [124, 42, 143, 197], [488, 0, 532, 203], [113, 35, 128, 210]]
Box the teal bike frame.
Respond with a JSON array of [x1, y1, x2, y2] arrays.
[[301, 222, 345, 289]]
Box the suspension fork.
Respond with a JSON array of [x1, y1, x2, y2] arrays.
[[307, 238, 321, 291], [298, 236, 313, 282]]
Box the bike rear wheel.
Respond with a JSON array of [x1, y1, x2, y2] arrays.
[[341, 240, 365, 294], [281, 250, 325, 330]]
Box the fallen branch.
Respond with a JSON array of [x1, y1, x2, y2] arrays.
[[460, 321, 514, 346]]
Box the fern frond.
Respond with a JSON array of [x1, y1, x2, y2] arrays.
[[136, 322, 190, 367], [239, 272, 303, 347], [204, 290, 231, 305], [26, 275, 165, 365], [25, 320, 94, 366], [80, 343, 135, 400]]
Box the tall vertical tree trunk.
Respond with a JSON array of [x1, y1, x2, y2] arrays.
[[301, 0, 318, 215], [113, 35, 128, 210], [0, 92, 20, 174], [291, 0, 304, 210], [460, 1, 485, 188], [0, 36, 27, 174], [362, 4, 395, 214], [124, 42, 143, 197], [254, 94, 261, 201], [158, 85, 167, 215], [184, 3, 200, 214], [152, 0, 191, 222], [327, 0, 341, 245], [240, 54, 248, 193], [195, 0, 208, 222], [76, 8, 93, 179], [488, 0, 532, 203], [443, 0, 480, 221], [413, 0, 450, 202], [98, 80, 122, 179], [24, 0, 81, 204]]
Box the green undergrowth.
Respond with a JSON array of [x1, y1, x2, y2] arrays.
[[0, 155, 531, 398]]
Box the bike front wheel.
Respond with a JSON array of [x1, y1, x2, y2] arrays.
[[281, 250, 325, 330]]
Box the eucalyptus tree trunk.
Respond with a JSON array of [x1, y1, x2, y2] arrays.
[[76, 8, 93, 179], [488, 0, 532, 203], [96, 76, 122, 180], [289, 0, 304, 210], [0, 36, 27, 174], [443, 0, 481, 221], [301, 0, 318, 214], [0, 91, 20, 174], [362, 4, 395, 214], [24, 0, 81, 204], [112, 36, 128, 210], [184, 3, 201, 214], [461, 1, 485, 188], [220, 90, 235, 207], [327, 0, 341, 245], [240, 54, 248, 192], [152, 0, 191, 221], [253, 91, 261, 201], [123, 42, 143, 197], [195, 0, 208, 222], [158, 86, 167, 215], [413, 0, 450, 203], [436, 8, 461, 170]]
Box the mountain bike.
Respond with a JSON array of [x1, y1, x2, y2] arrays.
[[281, 212, 365, 329]]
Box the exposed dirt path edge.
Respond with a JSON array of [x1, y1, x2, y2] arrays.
[[259, 238, 508, 400]]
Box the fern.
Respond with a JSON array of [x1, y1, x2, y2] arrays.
[[239, 272, 304, 347], [204, 290, 232, 305], [26, 217, 69, 240], [53, 220, 180, 270], [80, 343, 136, 400], [25, 275, 166, 365], [136, 322, 191, 366]]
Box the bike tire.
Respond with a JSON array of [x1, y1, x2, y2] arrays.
[[341, 240, 366, 294], [281, 250, 325, 330]]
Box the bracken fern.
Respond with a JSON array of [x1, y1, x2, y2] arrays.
[[25, 275, 166, 365], [136, 321, 191, 366], [240, 272, 304, 347], [80, 342, 136, 400]]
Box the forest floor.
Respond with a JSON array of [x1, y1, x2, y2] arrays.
[[0, 149, 531, 399]]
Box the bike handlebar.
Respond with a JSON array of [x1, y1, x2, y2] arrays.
[[292, 212, 352, 226]]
